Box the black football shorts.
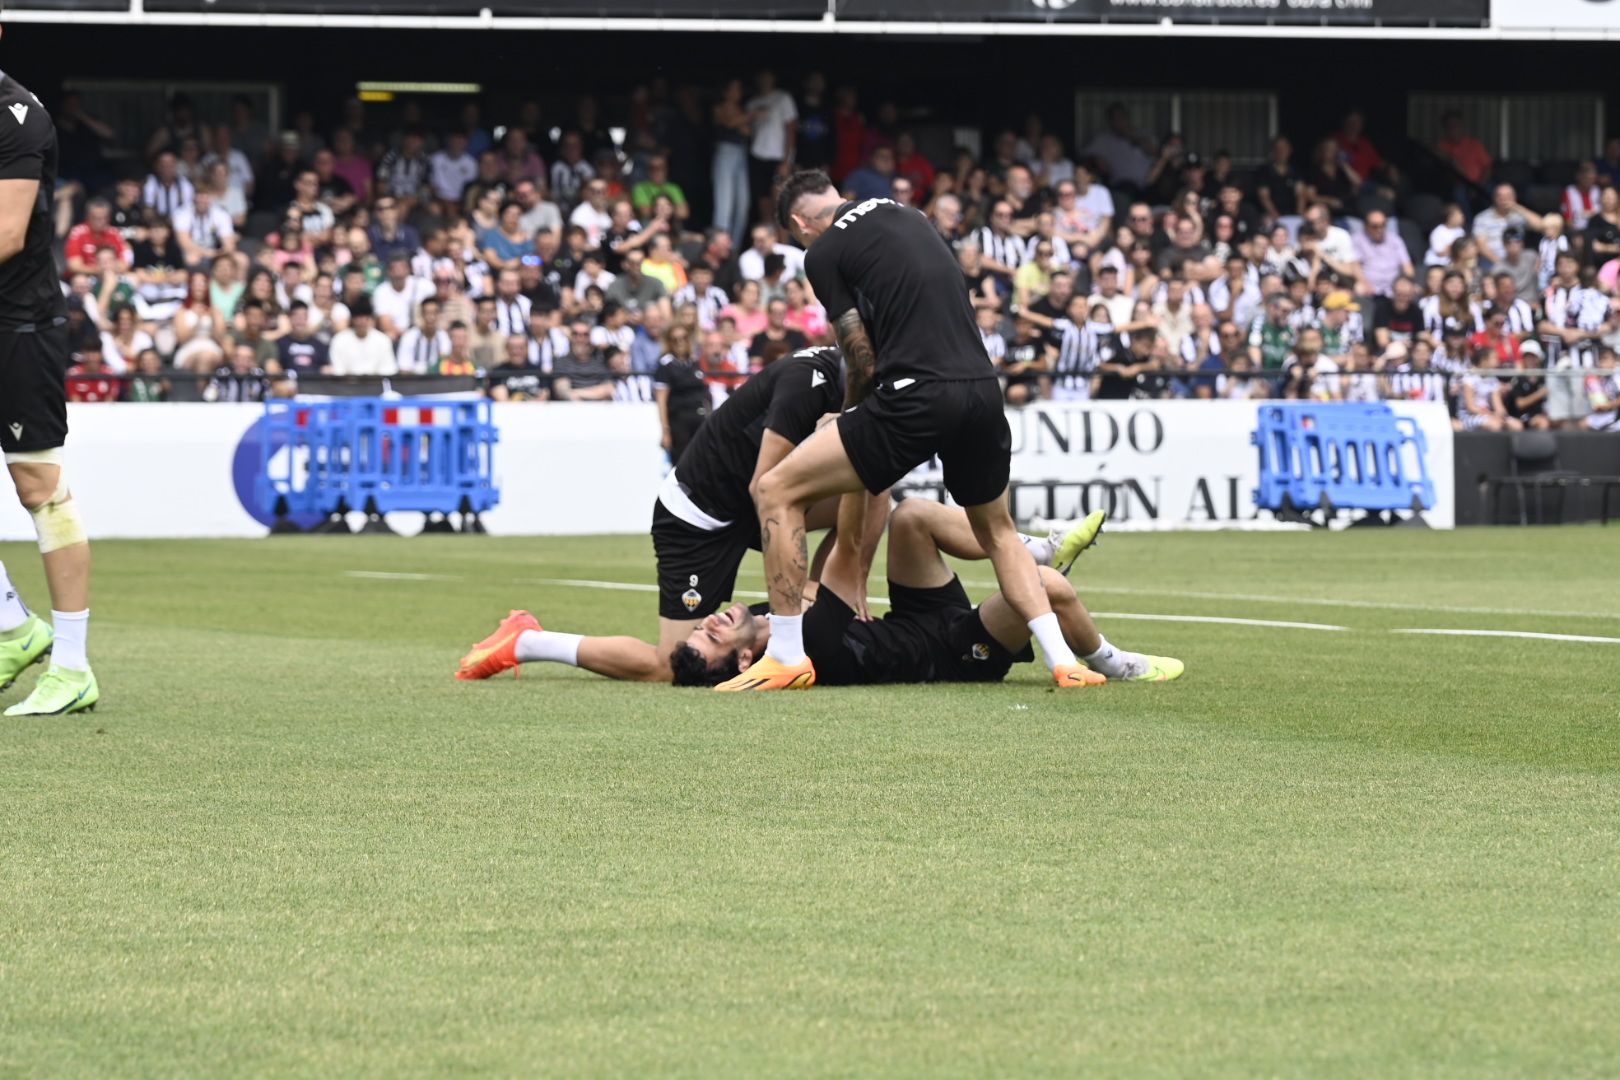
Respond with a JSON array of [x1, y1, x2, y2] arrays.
[[651, 498, 756, 621], [0, 321, 70, 454], [837, 376, 1010, 507]]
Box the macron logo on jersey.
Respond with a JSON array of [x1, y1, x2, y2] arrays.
[[811, 370, 827, 388], [8, 104, 26, 126], [832, 197, 897, 231]]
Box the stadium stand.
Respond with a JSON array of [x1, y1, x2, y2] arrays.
[[46, 78, 1620, 436]]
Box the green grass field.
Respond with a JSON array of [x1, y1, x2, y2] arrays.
[[2, 527, 1617, 1077]]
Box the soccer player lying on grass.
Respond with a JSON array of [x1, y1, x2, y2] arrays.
[[457, 500, 1180, 687], [475, 346, 849, 684], [671, 498, 1183, 689]]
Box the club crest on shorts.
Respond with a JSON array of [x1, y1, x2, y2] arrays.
[[969, 642, 991, 662], [682, 574, 702, 613]]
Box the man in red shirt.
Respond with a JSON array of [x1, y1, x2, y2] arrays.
[[1333, 111, 1385, 182], [1435, 111, 1492, 186], [66, 342, 121, 403], [63, 197, 128, 277], [894, 131, 935, 196]]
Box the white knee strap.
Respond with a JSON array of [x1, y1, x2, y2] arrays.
[[5, 449, 85, 553]]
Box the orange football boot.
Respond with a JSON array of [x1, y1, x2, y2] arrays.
[[713, 654, 817, 691], [456, 610, 541, 680], [1053, 662, 1107, 688]]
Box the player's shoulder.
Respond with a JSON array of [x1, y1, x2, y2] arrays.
[[770, 346, 840, 385], [0, 76, 51, 132]]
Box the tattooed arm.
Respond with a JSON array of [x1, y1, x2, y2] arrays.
[[835, 309, 878, 408]]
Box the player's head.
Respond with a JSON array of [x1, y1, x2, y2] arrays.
[[777, 169, 842, 246], [669, 603, 770, 687]]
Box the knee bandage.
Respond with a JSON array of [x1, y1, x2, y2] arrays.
[[4, 449, 86, 553]]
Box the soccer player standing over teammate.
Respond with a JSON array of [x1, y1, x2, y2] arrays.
[[0, 49, 100, 715], [716, 170, 1100, 692]]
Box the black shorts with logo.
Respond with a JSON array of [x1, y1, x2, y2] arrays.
[[651, 498, 758, 621], [805, 574, 1032, 686], [837, 376, 1010, 507], [0, 321, 70, 454]]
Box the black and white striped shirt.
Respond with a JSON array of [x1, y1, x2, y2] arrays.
[[142, 174, 195, 220], [612, 374, 657, 403], [1499, 297, 1537, 337], [1388, 363, 1448, 402], [1151, 282, 1207, 308], [492, 295, 532, 338], [527, 326, 569, 372], [971, 226, 1027, 275], [396, 327, 451, 374], [1024, 234, 1071, 269], [1541, 284, 1607, 367], [1052, 318, 1112, 394], [980, 329, 1006, 363], [376, 150, 430, 199], [1431, 346, 1469, 375], [171, 202, 233, 250], [671, 284, 730, 330], [1419, 296, 1483, 339]]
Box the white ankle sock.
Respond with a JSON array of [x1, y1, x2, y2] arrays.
[[515, 629, 581, 666], [0, 562, 30, 633], [51, 609, 89, 670], [1028, 612, 1078, 669], [1083, 637, 1145, 679], [1020, 533, 1055, 566], [765, 613, 805, 665]]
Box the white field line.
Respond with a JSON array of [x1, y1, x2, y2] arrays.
[[1091, 613, 1349, 632], [344, 570, 459, 581], [346, 572, 1614, 642], [347, 569, 1613, 624], [956, 579, 1618, 622], [1391, 629, 1620, 645]]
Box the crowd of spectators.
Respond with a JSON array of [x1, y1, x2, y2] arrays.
[[49, 83, 1620, 433]]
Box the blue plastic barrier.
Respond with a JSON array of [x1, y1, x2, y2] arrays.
[[256, 398, 499, 529], [1253, 403, 1434, 521]]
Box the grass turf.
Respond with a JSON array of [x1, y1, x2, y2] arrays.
[[1, 527, 1617, 1077]]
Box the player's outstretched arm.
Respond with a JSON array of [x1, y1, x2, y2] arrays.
[[457, 611, 682, 683], [833, 309, 878, 407], [828, 488, 889, 620]]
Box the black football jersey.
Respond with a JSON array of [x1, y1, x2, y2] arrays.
[[0, 72, 65, 328]]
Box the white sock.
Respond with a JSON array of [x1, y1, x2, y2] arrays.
[[515, 629, 581, 666], [0, 561, 30, 633], [765, 613, 805, 665], [1083, 636, 1146, 679], [1020, 533, 1054, 566], [1028, 612, 1078, 670], [51, 609, 89, 671]]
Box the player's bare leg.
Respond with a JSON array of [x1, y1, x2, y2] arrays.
[[959, 492, 1100, 686], [10, 463, 88, 613], [4, 460, 98, 716], [978, 568, 1184, 684], [717, 422, 864, 690], [885, 498, 1103, 572]]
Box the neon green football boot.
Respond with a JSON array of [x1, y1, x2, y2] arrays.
[[1051, 509, 1108, 577], [1118, 655, 1185, 683], [5, 665, 99, 716], [0, 614, 53, 691]]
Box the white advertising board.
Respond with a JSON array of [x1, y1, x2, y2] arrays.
[[1492, 0, 1619, 30], [907, 399, 1455, 530], [0, 399, 1453, 541]]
